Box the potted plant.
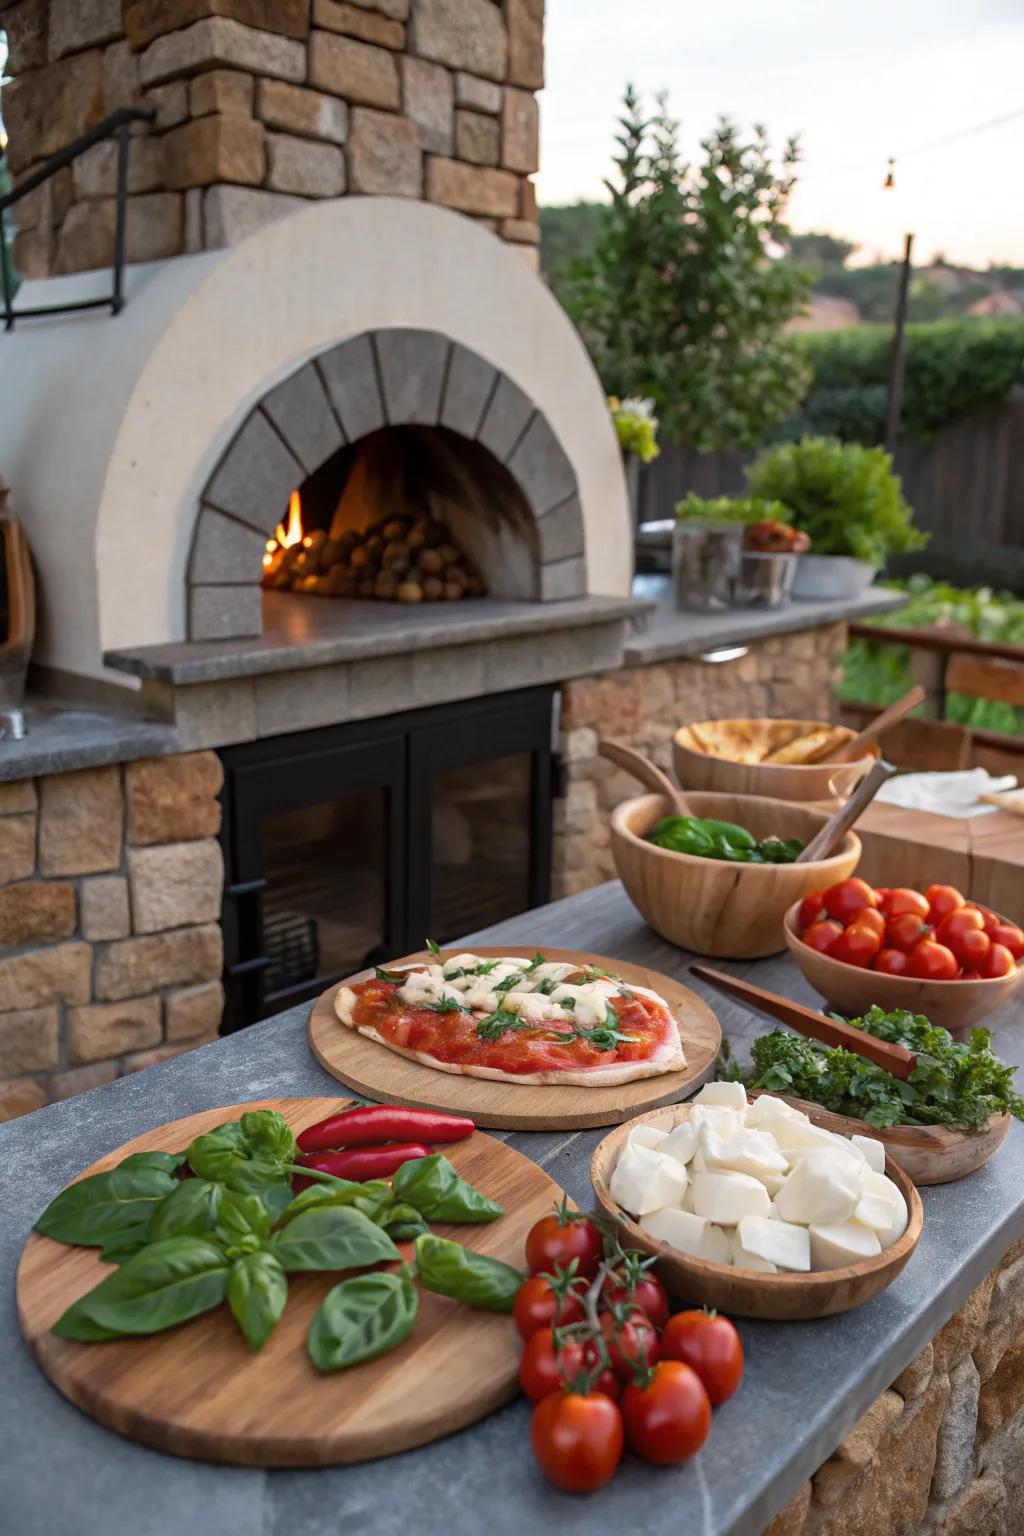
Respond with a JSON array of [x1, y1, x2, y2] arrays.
[[746, 436, 927, 599], [609, 396, 659, 528]]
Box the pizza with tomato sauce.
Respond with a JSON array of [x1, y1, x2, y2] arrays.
[[333, 950, 686, 1087]]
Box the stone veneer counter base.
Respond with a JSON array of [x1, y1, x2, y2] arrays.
[[1, 881, 1022, 1536]]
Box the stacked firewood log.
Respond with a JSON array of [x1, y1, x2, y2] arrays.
[[262, 513, 485, 603]]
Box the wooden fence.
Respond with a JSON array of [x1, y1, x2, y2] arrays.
[[638, 392, 1024, 590]]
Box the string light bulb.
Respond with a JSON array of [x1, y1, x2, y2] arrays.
[[883, 157, 895, 190]]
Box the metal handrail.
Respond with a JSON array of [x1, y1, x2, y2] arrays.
[[0, 106, 157, 331]]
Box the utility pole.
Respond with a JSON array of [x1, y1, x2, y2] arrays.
[[884, 232, 914, 452]]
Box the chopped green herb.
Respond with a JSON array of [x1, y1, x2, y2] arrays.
[[737, 1008, 1024, 1131], [526, 952, 547, 971], [494, 972, 527, 994], [375, 967, 406, 984], [536, 978, 560, 997], [426, 996, 471, 1015], [565, 1003, 640, 1053], [618, 985, 634, 1000], [425, 938, 441, 957], [476, 1008, 532, 1044]]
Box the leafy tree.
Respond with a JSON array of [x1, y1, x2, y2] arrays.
[[786, 231, 858, 269], [563, 87, 813, 451], [539, 202, 607, 308]]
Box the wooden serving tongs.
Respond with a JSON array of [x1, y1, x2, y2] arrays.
[[807, 685, 926, 765], [597, 739, 697, 818], [689, 964, 917, 1079]]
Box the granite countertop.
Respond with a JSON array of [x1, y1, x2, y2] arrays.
[[624, 578, 907, 665], [2, 882, 1023, 1536], [0, 702, 181, 783]]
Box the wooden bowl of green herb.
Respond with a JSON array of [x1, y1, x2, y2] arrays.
[[738, 1007, 1021, 1184], [610, 791, 861, 959]]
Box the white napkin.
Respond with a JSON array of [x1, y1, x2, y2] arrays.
[[875, 769, 1019, 819]]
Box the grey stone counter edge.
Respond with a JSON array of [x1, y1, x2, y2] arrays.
[[623, 587, 907, 666], [0, 708, 182, 784]]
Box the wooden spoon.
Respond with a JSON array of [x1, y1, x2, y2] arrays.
[[689, 964, 917, 1079], [796, 757, 898, 864], [813, 686, 926, 764], [597, 739, 696, 818]]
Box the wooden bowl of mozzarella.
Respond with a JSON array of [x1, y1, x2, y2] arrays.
[[591, 1086, 923, 1321]]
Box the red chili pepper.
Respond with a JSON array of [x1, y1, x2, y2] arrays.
[[296, 1143, 432, 1183], [296, 1105, 475, 1154]]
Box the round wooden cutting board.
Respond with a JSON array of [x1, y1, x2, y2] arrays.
[[308, 946, 721, 1131], [17, 1096, 564, 1468]]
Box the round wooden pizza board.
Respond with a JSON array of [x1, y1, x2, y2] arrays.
[[17, 1096, 564, 1468], [308, 947, 721, 1131]]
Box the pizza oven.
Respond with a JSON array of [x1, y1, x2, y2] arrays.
[[218, 685, 556, 1032]]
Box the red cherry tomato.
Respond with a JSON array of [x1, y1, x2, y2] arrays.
[[525, 1200, 604, 1279], [599, 1307, 660, 1381], [874, 887, 892, 910], [604, 1270, 670, 1331], [886, 888, 931, 919], [886, 913, 933, 954], [981, 943, 1016, 979], [989, 922, 1024, 961], [822, 878, 878, 924], [873, 947, 910, 975], [519, 1327, 620, 1404], [659, 1309, 745, 1406], [850, 906, 886, 940], [948, 927, 991, 972], [829, 922, 882, 968], [621, 1361, 712, 1466], [531, 1390, 624, 1494], [803, 919, 844, 954], [798, 890, 828, 931], [925, 885, 964, 923], [513, 1272, 586, 1341], [906, 937, 959, 981], [935, 908, 985, 949]]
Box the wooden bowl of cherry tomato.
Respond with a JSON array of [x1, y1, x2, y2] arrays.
[[784, 878, 1024, 1035]]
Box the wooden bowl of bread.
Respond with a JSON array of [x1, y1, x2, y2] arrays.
[[673, 718, 876, 804], [610, 791, 861, 958]]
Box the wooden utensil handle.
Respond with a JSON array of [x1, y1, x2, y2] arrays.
[[826, 685, 926, 764], [688, 963, 917, 1079], [797, 758, 897, 864], [597, 739, 694, 818]]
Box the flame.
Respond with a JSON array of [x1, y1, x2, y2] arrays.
[[275, 491, 304, 549]]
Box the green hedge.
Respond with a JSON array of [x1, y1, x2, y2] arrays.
[[778, 318, 1024, 444]]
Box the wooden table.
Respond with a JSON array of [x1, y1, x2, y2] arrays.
[[855, 801, 1024, 918]]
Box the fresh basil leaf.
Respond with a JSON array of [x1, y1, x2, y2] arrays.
[[239, 1110, 296, 1164], [426, 996, 471, 1014], [390, 1154, 503, 1224], [383, 1202, 429, 1242], [51, 1296, 124, 1341], [56, 1238, 229, 1337], [118, 1151, 188, 1173], [375, 966, 406, 983], [494, 971, 526, 994], [186, 1123, 247, 1182], [425, 938, 441, 956], [476, 1007, 531, 1044], [215, 1190, 272, 1258], [414, 1234, 522, 1312], [276, 1178, 388, 1226], [97, 1228, 153, 1266], [268, 1205, 399, 1273], [526, 952, 547, 970], [227, 1251, 288, 1352], [308, 1269, 417, 1373], [34, 1165, 178, 1248], [148, 1179, 224, 1241]]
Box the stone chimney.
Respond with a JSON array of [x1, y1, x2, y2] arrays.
[[0, 0, 543, 277]]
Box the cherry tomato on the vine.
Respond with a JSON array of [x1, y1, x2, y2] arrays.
[[873, 946, 910, 975], [525, 1199, 604, 1279], [822, 878, 878, 924], [531, 1390, 624, 1494], [599, 1306, 660, 1380], [513, 1271, 586, 1341], [659, 1309, 745, 1406], [906, 937, 959, 981], [803, 919, 844, 954], [621, 1361, 712, 1466], [604, 1270, 670, 1331], [519, 1327, 620, 1404], [797, 890, 828, 931], [925, 884, 964, 923], [829, 922, 881, 968]]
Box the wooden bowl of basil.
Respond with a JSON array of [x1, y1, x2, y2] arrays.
[[610, 791, 861, 959]]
